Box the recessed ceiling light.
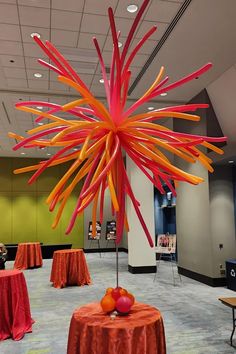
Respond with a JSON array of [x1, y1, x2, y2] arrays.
[[127, 4, 138, 13], [118, 42, 122, 48], [228, 160, 234, 164], [21, 152, 26, 155], [160, 92, 167, 97], [34, 72, 43, 78], [99, 78, 104, 83], [73, 148, 78, 151], [148, 106, 154, 110], [47, 153, 51, 156], [31, 32, 41, 39], [36, 106, 43, 110], [37, 122, 43, 125]]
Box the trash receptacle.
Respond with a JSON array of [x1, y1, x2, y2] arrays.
[[226, 260, 236, 291]]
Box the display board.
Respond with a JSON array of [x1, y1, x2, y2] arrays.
[[106, 220, 116, 240], [156, 234, 176, 253], [88, 221, 101, 240]]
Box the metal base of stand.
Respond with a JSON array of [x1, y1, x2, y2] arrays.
[[154, 253, 182, 286]]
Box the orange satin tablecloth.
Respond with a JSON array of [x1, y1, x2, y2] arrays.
[[14, 242, 43, 270], [0, 269, 34, 341], [67, 302, 166, 354], [50, 249, 91, 288]]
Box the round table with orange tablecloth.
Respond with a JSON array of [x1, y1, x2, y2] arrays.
[[0, 269, 34, 341], [50, 249, 91, 288], [14, 242, 43, 270], [67, 302, 166, 354]]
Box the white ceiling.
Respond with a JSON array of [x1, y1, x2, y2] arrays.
[[0, 0, 235, 161]]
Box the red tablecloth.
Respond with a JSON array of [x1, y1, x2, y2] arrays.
[[14, 242, 43, 270], [0, 269, 34, 341], [50, 249, 91, 288], [67, 302, 166, 354]]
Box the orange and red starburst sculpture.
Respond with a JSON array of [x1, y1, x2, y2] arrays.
[[9, 0, 226, 247]]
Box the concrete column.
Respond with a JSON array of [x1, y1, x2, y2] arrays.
[[126, 156, 156, 273]]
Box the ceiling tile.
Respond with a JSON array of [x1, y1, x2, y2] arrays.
[[49, 70, 61, 82], [84, 0, 118, 15], [0, 41, 23, 56], [49, 81, 70, 91], [0, 0, 16, 3], [78, 33, 106, 50], [136, 21, 168, 40], [18, 0, 50, 8], [27, 69, 49, 80], [58, 47, 98, 63], [0, 55, 25, 68], [3, 67, 26, 79], [108, 17, 133, 37], [145, 0, 181, 22], [51, 29, 79, 47], [28, 79, 49, 89], [7, 78, 28, 88], [77, 73, 94, 86], [67, 60, 97, 75], [19, 6, 50, 27], [0, 24, 21, 41], [23, 43, 47, 58], [21, 26, 50, 43], [103, 36, 127, 52], [52, 0, 84, 12], [51, 9, 82, 31], [0, 3, 19, 24], [81, 14, 109, 34], [25, 56, 48, 70], [102, 50, 148, 67], [131, 38, 157, 54], [89, 82, 106, 96], [114, 0, 148, 18]]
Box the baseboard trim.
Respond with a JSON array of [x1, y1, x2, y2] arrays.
[[178, 266, 226, 287], [83, 247, 128, 253], [128, 265, 156, 274]]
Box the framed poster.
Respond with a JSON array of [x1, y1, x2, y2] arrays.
[[106, 220, 116, 240], [88, 221, 101, 240], [156, 234, 176, 253]]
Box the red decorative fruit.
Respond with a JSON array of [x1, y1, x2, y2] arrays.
[[111, 287, 121, 301], [126, 292, 135, 305], [116, 296, 132, 314]]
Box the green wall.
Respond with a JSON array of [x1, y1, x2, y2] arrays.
[[0, 157, 84, 248]]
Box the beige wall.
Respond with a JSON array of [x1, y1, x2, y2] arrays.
[[174, 106, 236, 279]]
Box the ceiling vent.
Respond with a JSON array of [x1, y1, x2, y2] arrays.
[[128, 0, 192, 95]]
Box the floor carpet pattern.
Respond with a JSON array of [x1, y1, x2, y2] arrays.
[[1, 253, 236, 354]]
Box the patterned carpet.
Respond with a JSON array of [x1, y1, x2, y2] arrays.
[[1, 253, 236, 354]]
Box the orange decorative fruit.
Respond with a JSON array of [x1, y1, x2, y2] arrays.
[[106, 287, 113, 294], [100, 295, 116, 313], [120, 288, 128, 296]]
